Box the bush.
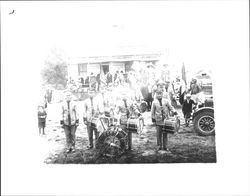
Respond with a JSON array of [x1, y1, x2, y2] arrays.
[[41, 49, 68, 90]]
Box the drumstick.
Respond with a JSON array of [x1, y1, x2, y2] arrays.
[[99, 117, 107, 131]]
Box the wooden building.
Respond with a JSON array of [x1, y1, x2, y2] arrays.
[[67, 53, 163, 81]]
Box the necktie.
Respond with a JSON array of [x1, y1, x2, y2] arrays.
[[124, 99, 128, 108], [67, 100, 71, 126], [158, 98, 164, 121], [90, 97, 94, 116], [102, 93, 105, 107], [123, 99, 129, 118]]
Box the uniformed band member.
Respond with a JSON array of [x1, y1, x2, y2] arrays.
[[132, 86, 144, 105], [151, 79, 158, 99], [83, 90, 104, 149], [61, 91, 79, 153], [115, 92, 135, 150], [100, 90, 116, 125], [153, 80, 169, 100], [151, 89, 177, 150]]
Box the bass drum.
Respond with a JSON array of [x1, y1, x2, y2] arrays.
[[96, 127, 127, 157]]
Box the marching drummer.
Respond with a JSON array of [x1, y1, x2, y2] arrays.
[[60, 90, 79, 153], [151, 89, 178, 151], [83, 90, 104, 149], [100, 89, 116, 125], [133, 85, 144, 104], [153, 80, 169, 100], [115, 92, 135, 151]]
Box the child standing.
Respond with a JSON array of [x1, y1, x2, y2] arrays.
[[182, 94, 196, 127], [38, 105, 47, 135]]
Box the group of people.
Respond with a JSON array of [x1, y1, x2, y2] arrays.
[[58, 84, 144, 153], [37, 73, 204, 153], [58, 78, 182, 153], [79, 70, 130, 93]]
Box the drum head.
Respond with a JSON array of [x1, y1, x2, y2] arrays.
[[137, 118, 144, 135]]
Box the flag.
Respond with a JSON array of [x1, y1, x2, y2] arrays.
[[181, 63, 187, 85]]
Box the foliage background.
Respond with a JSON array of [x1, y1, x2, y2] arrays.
[[41, 48, 68, 89]]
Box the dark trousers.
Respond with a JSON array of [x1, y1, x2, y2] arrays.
[[121, 124, 132, 150], [38, 121, 45, 134], [39, 127, 45, 135], [87, 122, 99, 148], [127, 131, 132, 150], [64, 125, 77, 149], [97, 82, 100, 92], [147, 93, 153, 110], [156, 125, 168, 149]]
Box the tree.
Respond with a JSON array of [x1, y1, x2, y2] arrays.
[[41, 48, 68, 89]]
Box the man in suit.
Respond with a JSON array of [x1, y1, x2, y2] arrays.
[[60, 91, 79, 153], [151, 89, 177, 151], [83, 90, 104, 149], [115, 91, 139, 151]]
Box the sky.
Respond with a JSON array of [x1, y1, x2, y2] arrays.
[[2, 1, 240, 71], [1, 0, 248, 105], [1, 1, 248, 94]]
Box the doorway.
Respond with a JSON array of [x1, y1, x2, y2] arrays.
[[101, 64, 109, 74]]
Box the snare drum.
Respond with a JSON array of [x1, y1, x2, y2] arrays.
[[162, 117, 180, 134], [90, 117, 99, 129], [127, 117, 144, 134], [104, 107, 114, 118]]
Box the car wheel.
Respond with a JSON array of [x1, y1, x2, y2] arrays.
[[193, 110, 215, 136]]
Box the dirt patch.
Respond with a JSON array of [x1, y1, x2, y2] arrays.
[[42, 106, 216, 164]]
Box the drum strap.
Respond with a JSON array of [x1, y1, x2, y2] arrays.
[[102, 93, 106, 107], [67, 100, 71, 126], [158, 98, 164, 121]]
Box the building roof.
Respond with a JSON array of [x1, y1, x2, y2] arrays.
[[67, 45, 165, 64], [68, 53, 163, 64], [68, 45, 164, 57]]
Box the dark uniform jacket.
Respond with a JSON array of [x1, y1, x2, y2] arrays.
[[182, 99, 195, 114]]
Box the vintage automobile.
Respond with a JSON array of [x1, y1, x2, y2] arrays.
[[192, 72, 215, 136]]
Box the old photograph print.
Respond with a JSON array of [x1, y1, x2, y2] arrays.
[[34, 2, 216, 164]]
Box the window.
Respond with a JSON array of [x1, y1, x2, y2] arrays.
[[78, 63, 87, 76], [125, 61, 133, 72]]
